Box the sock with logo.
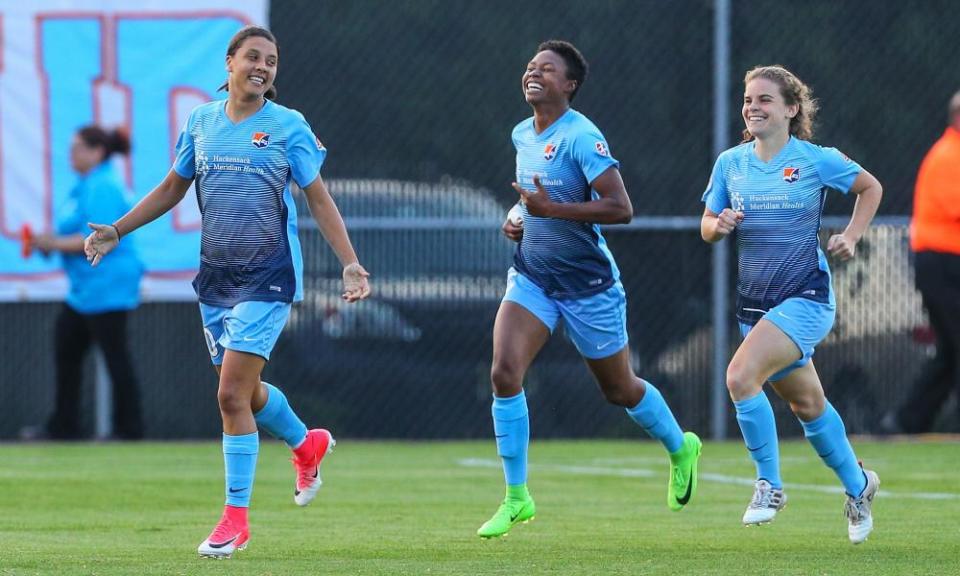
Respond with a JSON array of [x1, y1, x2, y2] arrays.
[[253, 382, 308, 449], [734, 390, 782, 488], [223, 432, 259, 507], [625, 380, 684, 453], [492, 390, 529, 486], [800, 401, 868, 497]]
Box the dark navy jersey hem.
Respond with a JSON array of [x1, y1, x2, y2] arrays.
[[195, 292, 294, 308], [735, 269, 831, 325]]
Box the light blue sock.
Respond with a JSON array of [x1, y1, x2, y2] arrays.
[[800, 401, 867, 497], [223, 432, 259, 507], [492, 390, 529, 486], [734, 391, 782, 488], [625, 380, 683, 453], [254, 382, 308, 449]]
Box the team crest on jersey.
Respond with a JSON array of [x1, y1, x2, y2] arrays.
[[782, 167, 800, 183], [543, 143, 557, 161], [595, 141, 609, 157], [251, 132, 270, 148]]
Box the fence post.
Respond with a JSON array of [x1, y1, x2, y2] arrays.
[[711, 0, 731, 440]]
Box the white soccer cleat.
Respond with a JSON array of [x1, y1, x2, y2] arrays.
[[845, 468, 880, 544], [742, 479, 787, 525]]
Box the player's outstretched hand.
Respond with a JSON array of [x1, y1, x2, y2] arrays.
[[84, 223, 120, 267], [342, 262, 371, 303], [827, 233, 857, 261], [714, 208, 743, 236], [512, 174, 554, 218]]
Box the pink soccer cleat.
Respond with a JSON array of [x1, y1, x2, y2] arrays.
[[197, 510, 249, 559], [292, 428, 336, 506]]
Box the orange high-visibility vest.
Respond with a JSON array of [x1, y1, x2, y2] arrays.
[[911, 126, 960, 254]]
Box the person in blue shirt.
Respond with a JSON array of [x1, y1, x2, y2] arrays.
[[477, 40, 702, 539], [30, 125, 144, 440], [701, 65, 883, 544], [84, 26, 370, 558]]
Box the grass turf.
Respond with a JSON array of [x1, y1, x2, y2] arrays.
[[0, 439, 957, 575]]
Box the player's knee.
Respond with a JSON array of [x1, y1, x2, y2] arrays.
[[791, 392, 825, 421], [726, 362, 761, 400], [490, 362, 523, 396], [217, 381, 252, 415]]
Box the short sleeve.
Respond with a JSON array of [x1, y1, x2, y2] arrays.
[[918, 143, 960, 221], [570, 127, 619, 184], [172, 113, 196, 179], [56, 193, 84, 235], [286, 114, 327, 188], [84, 178, 131, 226], [701, 155, 730, 213], [812, 146, 862, 194]]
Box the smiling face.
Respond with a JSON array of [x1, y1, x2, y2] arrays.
[[226, 35, 278, 101], [522, 50, 576, 105], [742, 78, 798, 140]]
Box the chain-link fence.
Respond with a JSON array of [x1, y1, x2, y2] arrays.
[[0, 213, 930, 440], [272, 0, 959, 216], [1, 0, 956, 439]]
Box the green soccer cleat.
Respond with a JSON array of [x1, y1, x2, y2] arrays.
[[477, 490, 536, 539], [667, 431, 702, 511]]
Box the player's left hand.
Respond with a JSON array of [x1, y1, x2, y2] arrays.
[[342, 262, 371, 303], [827, 233, 857, 261], [512, 174, 554, 218], [85, 223, 120, 266]]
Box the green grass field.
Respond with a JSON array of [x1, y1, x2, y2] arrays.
[[1, 439, 957, 575]]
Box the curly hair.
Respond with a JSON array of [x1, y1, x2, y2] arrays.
[[741, 65, 818, 142], [536, 40, 589, 102]]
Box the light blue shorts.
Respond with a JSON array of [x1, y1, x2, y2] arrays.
[[739, 296, 836, 381], [503, 268, 628, 359], [199, 301, 291, 365]]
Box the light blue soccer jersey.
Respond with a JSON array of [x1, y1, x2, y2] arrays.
[[173, 99, 326, 307], [512, 108, 620, 299], [702, 137, 862, 321], [58, 161, 143, 313]]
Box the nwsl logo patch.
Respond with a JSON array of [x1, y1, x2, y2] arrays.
[[782, 167, 800, 183], [595, 141, 609, 157], [543, 143, 557, 161], [251, 132, 270, 148]]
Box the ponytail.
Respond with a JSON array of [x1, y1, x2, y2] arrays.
[[77, 125, 131, 158]]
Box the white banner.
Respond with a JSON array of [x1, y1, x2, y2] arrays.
[[0, 0, 268, 301]]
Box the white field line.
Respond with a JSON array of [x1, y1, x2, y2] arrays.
[[456, 458, 960, 501]]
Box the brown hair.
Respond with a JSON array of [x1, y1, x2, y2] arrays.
[[218, 25, 279, 100], [741, 65, 818, 142], [76, 125, 131, 159]]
